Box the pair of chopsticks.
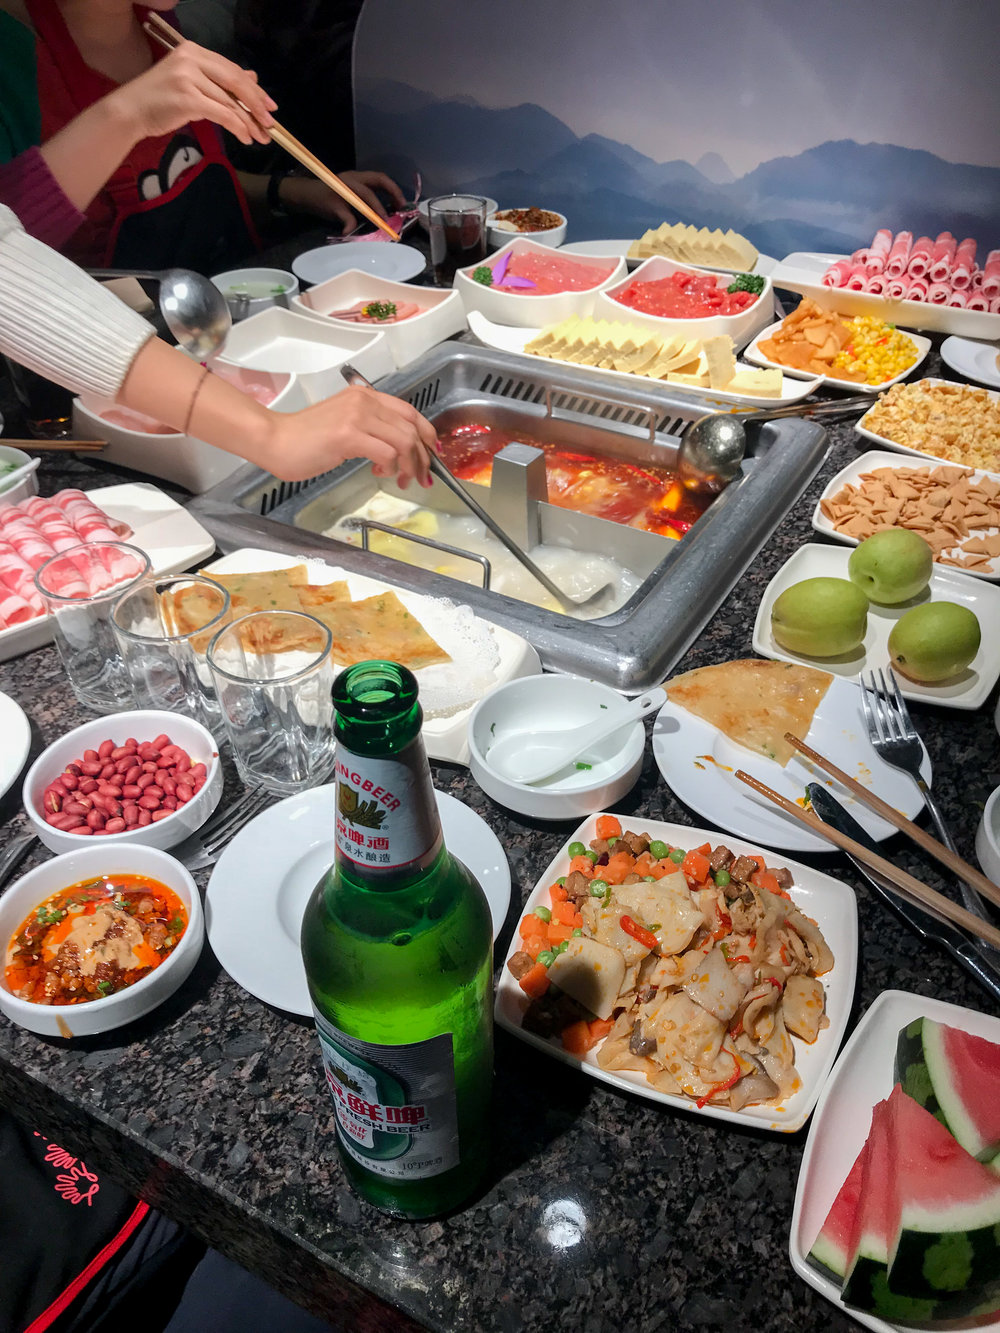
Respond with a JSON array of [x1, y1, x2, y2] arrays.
[[736, 733, 1000, 952], [142, 13, 400, 241], [2, 439, 106, 452]]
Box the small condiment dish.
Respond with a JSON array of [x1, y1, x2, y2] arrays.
[[468, 675, 645, 820], [211, 266, 298, 321], [24, 710, 223, 855], [975, 785, 1000, 886], [487, 209, 567, 250], [0, 444, 40, 505], [0, 843, 203, 1038]]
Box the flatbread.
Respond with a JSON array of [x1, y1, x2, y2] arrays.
[[320, 591, 450, 669], [666, 659, 832, 766]]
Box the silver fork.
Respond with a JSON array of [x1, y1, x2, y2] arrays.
[[178, 787, 271, 871], [860, 667, 995, 931]]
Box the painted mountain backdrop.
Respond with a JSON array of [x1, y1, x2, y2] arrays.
[[356, 80, 1000, 258]]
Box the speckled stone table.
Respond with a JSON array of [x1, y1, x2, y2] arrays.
[[1, 357, 999, 1333]]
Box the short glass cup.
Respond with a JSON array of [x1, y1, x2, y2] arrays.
[[111, 574, 231, 731], [34, 541, 151, 712], [428, 194, 488, 287], [206, 610, 336, 795]]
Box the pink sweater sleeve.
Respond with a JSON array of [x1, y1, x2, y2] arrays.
[[0, 146, 85, 250]]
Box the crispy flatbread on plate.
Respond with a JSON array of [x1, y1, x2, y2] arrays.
[[666, 659, 833, 766], [319, 591, 450, 669]]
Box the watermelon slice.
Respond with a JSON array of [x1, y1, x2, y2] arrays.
[[807, 1138, 868, 1280], [896, 1017, 1000, 1167]]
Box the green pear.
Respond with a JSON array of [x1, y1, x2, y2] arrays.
[[888, 602, 981, 682], [847, 529, 933, 604], [771, 577, 868, 656]]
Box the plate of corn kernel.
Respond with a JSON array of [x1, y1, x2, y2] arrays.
[[744, 298, 930, 393]]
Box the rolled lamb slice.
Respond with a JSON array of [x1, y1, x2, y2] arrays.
[[821, 259, 855, 288], [981, 249, 1000, 298], [926, 281, 953, 305], [949, 236, 978, 290], [884, 231, 913, 277], [864, 228, 893, 276], [905, 235, 935, 278], [928, 231, 957, 283]]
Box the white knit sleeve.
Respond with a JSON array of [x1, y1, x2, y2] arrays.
[[0, 203, 156, 399]]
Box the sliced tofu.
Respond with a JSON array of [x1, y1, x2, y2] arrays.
[[703, 335, 736, 389], [546, 935, 626, 1020], [724, 367, 784, 397], [668, 351, 711, 387]]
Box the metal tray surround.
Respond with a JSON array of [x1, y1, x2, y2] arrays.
[[189, 344, 828, 689]]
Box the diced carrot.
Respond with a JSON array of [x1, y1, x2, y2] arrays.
[[522, 934, 546, 961], [681, 849, 711, 884], [546, 922, 574, 945], [648, 858, 675, 879], [518, 962, 550, 999], [750, 853, 766, 872], [752, 870, 782, 896], [595, 815, 622, 840], [603, 851, 636, 885], [633, 852, 655, 877], [561, 1019, 595, 1056], [519, 914, 547, 940], [694, 842, 711, 856], [589, 1017, 614, 1044], [550, 883, 569, 903], [572, 911, 584, 929], [568, 855, 595, 878], [553, 900, 577, 926], [131, 941, 161, 970]]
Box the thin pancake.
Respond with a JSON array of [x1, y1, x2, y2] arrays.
[[318, 591, 450, 669]]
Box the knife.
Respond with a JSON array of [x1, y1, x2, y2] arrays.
[[807, 784, 1000, 1006]]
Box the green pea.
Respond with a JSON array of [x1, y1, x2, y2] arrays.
[[568, 841, 586, 858], [572, 928, 584, 937], [585, 850, 600, 864], [643, 875, 657, 882], [648, 839, 669, 860], [556, 876, 566, 886], [537, 949, 556, 967], [533, 905, 552, 923], [589, 879, 609, 898], [607, 836, 619, 847], [669, 848, 686, 864], [714, 868, 731, 888], [555, 940, 569, 954]]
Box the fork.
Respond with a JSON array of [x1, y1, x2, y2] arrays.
[[860, 667, 995, 931], [178, 787, 271, 870]]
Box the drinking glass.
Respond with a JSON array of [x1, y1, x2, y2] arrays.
[[428, 194, 488, 287], [206, 610, 336, 794], [111, 574, 231, 731], [34, 541, 151, 711]]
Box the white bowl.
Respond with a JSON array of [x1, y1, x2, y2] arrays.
[[0, 843, 203, 1037], [211, 266, 298, 322], [594, 254, 773, 348], [454, 237, 626, 329], [24, 710, 223, 855], [975, 786, 1000, 886], [487, 209, 567, 250], [418, 196, 497, 232], [467, 675, 645, 820], [290, 270, 467, 370], [0, 444, 39, 505]]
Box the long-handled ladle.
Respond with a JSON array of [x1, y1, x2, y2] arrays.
[[89, 268, 232, 360]]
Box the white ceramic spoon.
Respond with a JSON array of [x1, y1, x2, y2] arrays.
[[487, 686, 666, 785]]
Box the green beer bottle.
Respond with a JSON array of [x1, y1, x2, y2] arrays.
[[301, 660, 493, 1218]]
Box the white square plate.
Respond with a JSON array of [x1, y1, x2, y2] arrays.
[[743, 319, 931, 392], [855, 378, 1000, 474]]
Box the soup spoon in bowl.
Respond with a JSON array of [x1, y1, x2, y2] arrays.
[[88, 268, 232, 360]]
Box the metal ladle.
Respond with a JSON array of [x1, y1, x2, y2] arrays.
[[340, 363, 614, 615], [88, 268, 232, 360], [677, 393, 877, 493]]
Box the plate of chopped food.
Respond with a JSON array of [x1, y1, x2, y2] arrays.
[[790, 988, 1000, 1331], [855, 378, 1000, 475], [651, 661, 930, 853], [496, 811, 857, 1133]]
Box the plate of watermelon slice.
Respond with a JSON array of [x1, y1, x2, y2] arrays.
[[790, 989, 1000, 1331]]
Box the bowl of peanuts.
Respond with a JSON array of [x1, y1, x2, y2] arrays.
[[23, 711, 223, 855]]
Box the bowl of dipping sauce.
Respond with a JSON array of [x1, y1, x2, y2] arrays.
[[211, 267, 298, 321], [467, 675, 645, 820], [0, 444, 39, 505], [487, 208, 567, 250], [0, 843, 203, 1037], [975, 785, 1000, 886]]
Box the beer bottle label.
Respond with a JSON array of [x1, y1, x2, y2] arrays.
[[313, 1009, 460, 1181], [334, 740, 441, 873]]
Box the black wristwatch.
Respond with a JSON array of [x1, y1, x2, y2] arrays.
[[267, 168, 292, 219]]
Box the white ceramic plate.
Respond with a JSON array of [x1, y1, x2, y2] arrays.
[[770, 252, 1000, 341], [0, 691, 30, 798], [496, 812, 858, 1133], [855, 377, 1000, 473], [559, 239, 636, 259], [789, 988, 1000, 1333], [941, 336, 1000, 390], [812, 449, 1000, 582], [206, 785, 511, 1014], [201, 549, 541, 765], [292, 243, 426, 286], [466, 310, 823, 409], [0, 482, 216, 663], [651, 673, 931, 854], [752, 543, 1000, 710], [743, 319, 931, 391]]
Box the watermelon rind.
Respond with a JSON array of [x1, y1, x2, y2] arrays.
[[896, 1016, 1000, 1166], [807, 1140, 868, 1281]]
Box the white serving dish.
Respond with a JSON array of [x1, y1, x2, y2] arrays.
[[23, 709, 223, 855], [467, 310, 824, 409], [594, 254, 773, 348], [812, 448, 1000, 582], [941, 336, 1000, 390], [0, 482, 216, 663], [417, 197, 497, 232], [202, 548, 541, 765], [487, 209, 567, 250], [290, 270, 466, 369], [744, 319, 931, 391], [218, 306, 394, 402], [496, 812, 858, 1133], [292, 242, 427, 287], [467, 675, 645, 819], [977, 785, 1000, 886], [0, 843, 204, 1038], [0, 444, 39, 505], [770, 251, 1000, 340], [0, 691, 30, 800], [752, 542, 1000, 710], [855, 377, 1000, 474], [789, 989, 1000, 1333], [74, 362, 304, 495], [454, 237, 626, 328], [211, 266, 298, 321]]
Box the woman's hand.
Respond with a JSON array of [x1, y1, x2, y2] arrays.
[[108, 40, 277, 147], [279, 171, 407, 234]]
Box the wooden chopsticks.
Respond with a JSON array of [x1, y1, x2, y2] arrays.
[[784, 731, 1000, 912], [1, 439, 107, 451], [734, 768, 1000, 951], [142, 13, 400, 241]]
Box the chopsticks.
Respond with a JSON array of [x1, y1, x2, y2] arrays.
[[784, 732, 1000, 912], [734, 768, 1000, 951], [1, 439, 107, 452], [142, 13, 400, 241]]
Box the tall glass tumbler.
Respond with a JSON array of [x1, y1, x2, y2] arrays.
[[428, 194, 488, 286], [206, 610, 336, 795], [111, 574, 231, 731], [34, 541, 151, 712]]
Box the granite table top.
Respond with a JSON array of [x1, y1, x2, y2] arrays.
[[1, 347, 999, 1333]]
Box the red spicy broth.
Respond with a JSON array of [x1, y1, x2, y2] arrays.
[[436, 423, 708, 538], [5, 873, 188, 1006]]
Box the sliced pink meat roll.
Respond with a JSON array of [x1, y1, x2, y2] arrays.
[[821, 259, 855, 287], [864, 228, 892, 275], [982, 250, 1000, 298], [865, 273, 888, 295], [885, 276, 909, 300], [0, 586, 41, 628], [946, 290, 968, 308], [906, 276, 930, 302], [846, 267, 868, 291], [991, 297, 1000, 314], [850, 247, 871, 266], [928, 232, 957, 283], [966, 292, 990, 311], [926, 281, 953, 304], [905, 236, 935, 278], [885, 231, 913, 277], [52, 489, 133, 542], [950, 237, 978, 289], [0, 539, 46, 613]]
